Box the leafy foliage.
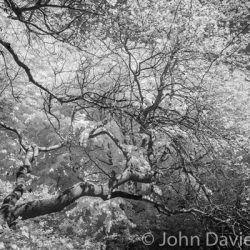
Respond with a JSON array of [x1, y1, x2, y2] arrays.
[[0, 0, 249, 249]]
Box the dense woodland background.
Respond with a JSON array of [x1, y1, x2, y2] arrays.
[[0, 0, 250, 249]]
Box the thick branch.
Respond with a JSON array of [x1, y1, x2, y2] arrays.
[[114, 168, 154, 189], [0, 145, 34, 225], [0, 125, 65, 226], [1, 147, 154, 225], [13, 182, 142, 221], [12, 180, 229, 227]]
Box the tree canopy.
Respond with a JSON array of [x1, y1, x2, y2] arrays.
[[0, 0, 250, 249]]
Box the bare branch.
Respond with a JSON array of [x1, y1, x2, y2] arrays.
[[0, 121, 27, 151], [0, 38, 61, 101], [38, 142, 65, 152], [142, 197, 230, 225]]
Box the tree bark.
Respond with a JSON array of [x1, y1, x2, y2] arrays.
[[13, 182, 142, 221], [0, 121, 153, 226], [0, 145, 35, 225]]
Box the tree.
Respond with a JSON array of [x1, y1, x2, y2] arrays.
[[0, 0, 249, 248]]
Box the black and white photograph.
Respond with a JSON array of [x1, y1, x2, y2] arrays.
[[0, 0, 249, 249]]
